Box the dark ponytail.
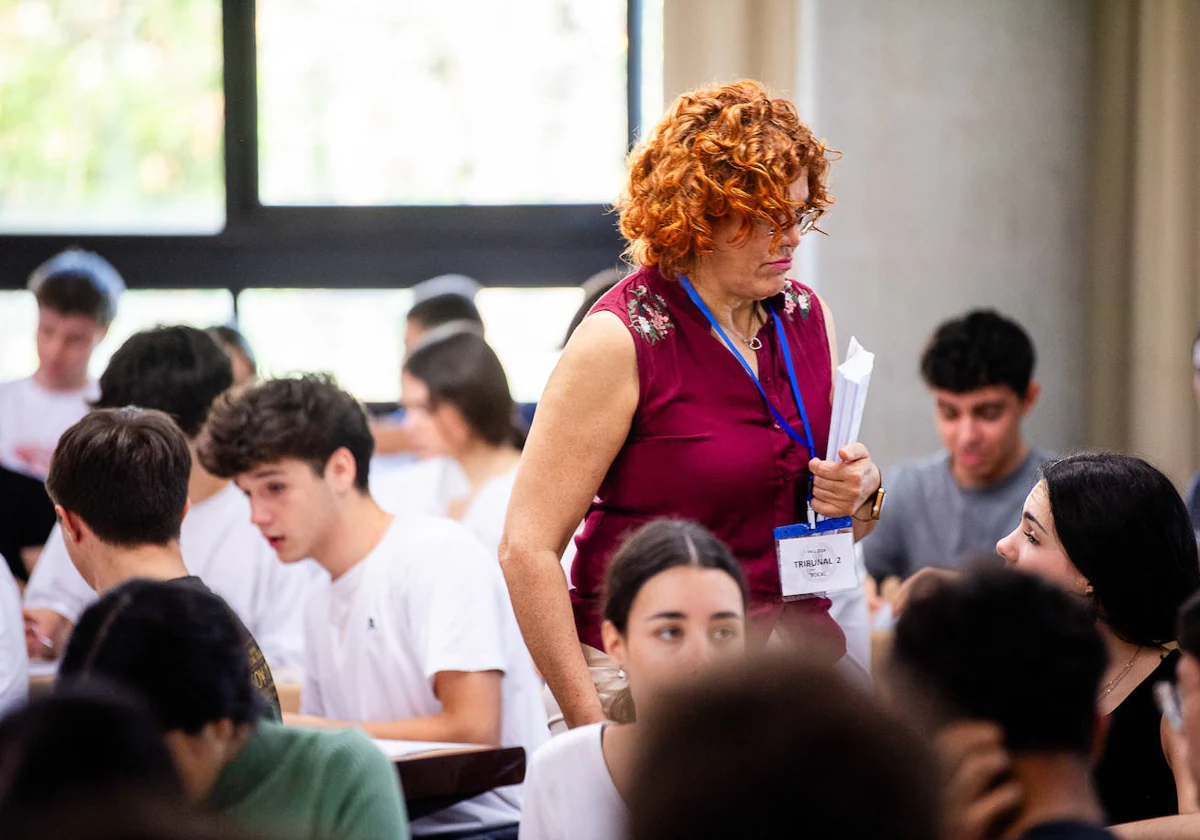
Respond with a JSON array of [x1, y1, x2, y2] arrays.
[[601, 519, 748, 722], [404, 331, 526, 450]]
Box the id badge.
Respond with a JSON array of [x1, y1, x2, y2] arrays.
[[774, 516, 859, 600]]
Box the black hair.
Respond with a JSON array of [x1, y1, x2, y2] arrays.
[[920, 309, 1036, 398], [1042, 452, 1200, 647], [407, 293, 484, 332], [627, 656, 940, 840], [95, 326, 234, 438], [404, 332, 526, 449], [0, 684, 183, 817], [206, 325, 257, 379], [198, 373, 374, 491], [58, 579, 265, 733], [45, 408, 192, 547], [603, 519, 748, 633], [889, 567, 1108, 754], [28, 249, 124, 327]]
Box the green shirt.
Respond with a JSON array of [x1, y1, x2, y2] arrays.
[[207, 721, 410, 840]]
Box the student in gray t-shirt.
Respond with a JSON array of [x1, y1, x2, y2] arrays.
[[865, 310, 1050, 582]]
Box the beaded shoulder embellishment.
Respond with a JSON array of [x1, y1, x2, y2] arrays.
[[782, 283, 812, 321], [626, 285, 675, 344]]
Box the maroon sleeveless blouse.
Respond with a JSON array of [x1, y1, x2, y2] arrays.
[[570, 264, 846, 657]]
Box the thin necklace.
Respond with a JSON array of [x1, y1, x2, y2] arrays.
[[1101, 647, 1140, 697], [725, 305, 764, 351]]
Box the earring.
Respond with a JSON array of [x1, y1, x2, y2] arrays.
[[617, 668, 627, 681]]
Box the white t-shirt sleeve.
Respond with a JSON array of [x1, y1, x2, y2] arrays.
[[400, 521, 508, 681], [22, 523, 96, 624], [0, 560, 28, 717]]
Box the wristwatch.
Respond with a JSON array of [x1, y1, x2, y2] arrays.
[[856, 484, 886, 521], [869, 485, 886, 520]]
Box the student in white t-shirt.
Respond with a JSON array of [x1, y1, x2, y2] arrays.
[[519, 519, 749, 840], [22, 326, 313, 668], [0, 249, 123, 580], [371, 278, 485, 462], [392, 331, 525, 558], [198, 374, 548, 836], [0, 556, 28, 717]]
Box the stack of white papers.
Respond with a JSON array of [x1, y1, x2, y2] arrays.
[[824, 337, 875, 462]]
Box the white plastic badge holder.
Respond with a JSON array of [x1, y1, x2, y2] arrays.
[[775, 516, 860, 600]]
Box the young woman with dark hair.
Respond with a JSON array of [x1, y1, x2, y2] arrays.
[[398, 331, 526, 557], [519, 519, 748, 840], [996, 452, 1200, 826]]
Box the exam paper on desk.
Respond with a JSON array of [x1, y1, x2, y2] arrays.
[[372, 739, 484, 760]]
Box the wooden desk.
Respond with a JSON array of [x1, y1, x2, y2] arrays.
[[385, 744, 526, 820]]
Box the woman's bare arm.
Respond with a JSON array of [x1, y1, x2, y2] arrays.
[[499, 311, 638, 729]]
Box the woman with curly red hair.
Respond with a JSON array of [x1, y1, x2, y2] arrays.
[[500, 80, 883, 731]]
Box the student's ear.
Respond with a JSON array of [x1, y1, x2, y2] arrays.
[[323, 447, 358, 494], [1020, 381, 1041, 415], [180, 498, 192, 525], [601, 619, 626, 671], [56, 506, 86, 546]]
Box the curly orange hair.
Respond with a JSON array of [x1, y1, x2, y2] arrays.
[[617, 80, 837, 280]]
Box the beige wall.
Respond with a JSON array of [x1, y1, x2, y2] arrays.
[[802, 0, 1093, 472], [663, 0, 1094, 471], [660, 0, 1200, 482], [663, 0, 797, 103]]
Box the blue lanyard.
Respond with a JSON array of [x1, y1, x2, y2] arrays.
[[679, 275, 818, 461]]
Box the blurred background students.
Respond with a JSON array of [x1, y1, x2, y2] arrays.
[[864, 310, 1047, 591], [207, 325, 259, 387], [0, 248, 123, 580], [388, 332, 526, 558], [0, 555, 26, 718], [23, 326, 313, 672], [372, 274, 486, 462]]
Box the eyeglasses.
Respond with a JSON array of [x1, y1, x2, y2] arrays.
[[765, 207, 825, 237]]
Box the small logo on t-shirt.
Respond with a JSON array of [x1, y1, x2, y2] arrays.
[[367, 617, 376, 630]]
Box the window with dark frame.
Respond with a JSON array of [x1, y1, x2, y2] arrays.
[[0, 0, 645, 293], [0, 0, 652, 403]]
